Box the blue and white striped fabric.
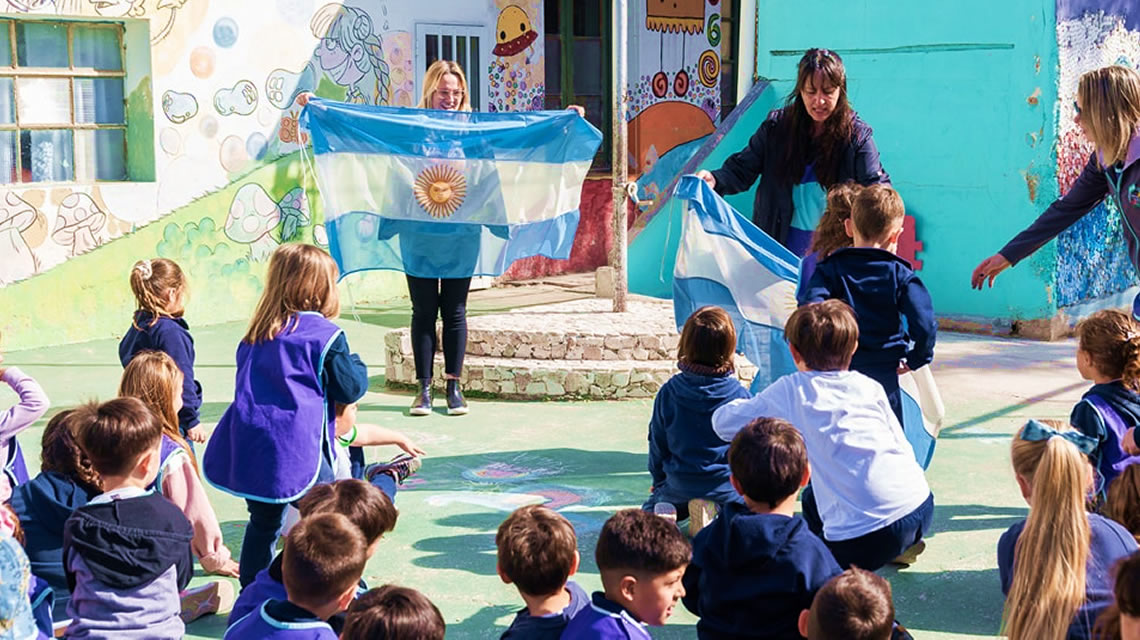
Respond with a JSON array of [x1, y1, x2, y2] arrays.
[[672, 175, 800, 392], [300, 98, 602, 279]]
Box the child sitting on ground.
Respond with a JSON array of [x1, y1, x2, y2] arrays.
[[224, 513, 366, 639], [8, 410, 101, 623], [682, 417, 841, 639], [119, 350, 239, 579], [713, 300, 934, 571], [341, 585, 446, 640], [334, 401, 425, 491], [1093, 550, 1140, 640], [1106, 465, 1140, 543], [63, 398, 194, 639], [119, 258, 205, 447], [0, 329, 50, 501], [1070, 309, 1140, 499], [563, 508, 691, 639], [229, 478, 398, 627], [797, 568, 907, 640], [645, 306, 750, 526], [496, 505, 588, 639], [799, 184, 936, 425], [1000, 419, 1138, 640]]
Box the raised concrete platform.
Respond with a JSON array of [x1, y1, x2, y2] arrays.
[[384, 297, 757, 399]]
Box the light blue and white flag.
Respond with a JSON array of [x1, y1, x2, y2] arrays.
[[673, 174, 944, 468], [672, 175, 800, 392], [300, 98, 603, 279]]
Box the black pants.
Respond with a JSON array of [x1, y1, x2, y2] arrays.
[[407, 275, 471, 380]]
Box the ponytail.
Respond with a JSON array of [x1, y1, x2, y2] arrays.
[[1003, 421, 1092, 640], [129, 258, 187, 328], [1122, 334, 1140, 393]]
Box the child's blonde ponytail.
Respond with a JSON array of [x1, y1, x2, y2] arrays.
[[1003, 421, 1092, 640]]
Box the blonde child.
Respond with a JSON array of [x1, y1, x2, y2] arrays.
[[204, 244, 369, 587], [1105, 465, 1140, 544], [119, 350, 239, 578], [1071, 310, 1140, 497], [119, 258, 204, 445], [999, 419, 1138, 640], [797, 181, 861, 297], [645, 306, 750, 521], [0, 329, 50, 501]]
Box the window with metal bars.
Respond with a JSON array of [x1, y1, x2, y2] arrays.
[[0, 20, 127, 184], [416, 24, 483, 110]]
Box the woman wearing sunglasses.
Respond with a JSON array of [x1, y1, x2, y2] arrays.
[[972, 65, 1140, 319]]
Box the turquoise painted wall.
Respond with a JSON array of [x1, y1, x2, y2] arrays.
[[750, 0, 1060, 321]]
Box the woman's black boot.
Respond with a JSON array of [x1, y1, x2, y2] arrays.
[[410, 378, 432, 416], [446, 378, 468, 415]]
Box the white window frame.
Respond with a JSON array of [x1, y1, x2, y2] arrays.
[[0, 19, 127, 184], [414, 23, 488, 111]]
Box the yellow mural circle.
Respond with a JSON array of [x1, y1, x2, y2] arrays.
[[698, 49, 720, 88]]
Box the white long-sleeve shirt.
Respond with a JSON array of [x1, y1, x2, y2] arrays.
[[0, 366, 49, 501], [712, 370, 930, 541]]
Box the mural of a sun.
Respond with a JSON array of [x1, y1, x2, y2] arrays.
[[414, 165, 467, 218]]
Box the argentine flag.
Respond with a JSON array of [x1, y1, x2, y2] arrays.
[[300, 98, 602, 279], [672, 175, 944, 469], [673, 175, 800, 393]]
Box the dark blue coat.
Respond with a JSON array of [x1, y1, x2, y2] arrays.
[[710, 109, 889, 246], [800, 247, 936, 371], [648, 366, 750, 506], [8, 471, 99, 597], [119, 312, 202, 432], [682, 503, 841, 639]]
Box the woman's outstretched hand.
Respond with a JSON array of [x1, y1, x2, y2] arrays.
[[696, 170, 716, 189], [971, 254, 1012, 289]]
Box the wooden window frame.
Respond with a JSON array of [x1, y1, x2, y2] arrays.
[[546, 0, 611, 171]]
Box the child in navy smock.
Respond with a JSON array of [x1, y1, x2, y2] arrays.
[[999, 419, 1137, 640], [225, 513, 365, 639], [1071, 309, 1140, 498], [204, 244, 368, 587], [645, 306, 750, 518], [119, 258, 204, 446], [799, 184, 936, 424]]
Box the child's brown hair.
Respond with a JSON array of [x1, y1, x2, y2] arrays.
[[595, 508, 690, 577], [496, 505, 578, 597], [40, 409, 102, 493], [807, 568, 895, 640], [729, 417, 808, 508], [1105, 465, 1140, 544], [282, 512, 368, 610], [129, 258, 186, 327], [811, 182, 861, 259], [72, 397, 163, 477], [677, 306, 736, 372], [785, 300, 859, 371], [341, 585, 446, 640], [244, 244, 340, 344], [1092, 550, 1140, 640], [118, 350, 196, 472], [1077, 309, 1140, 392], [850, 184, 905, 243], [296, 479, 398, 546]]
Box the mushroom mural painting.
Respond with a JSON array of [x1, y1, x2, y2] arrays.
[[52, 192, 108, 258], [225, 183, 288, 262], [487, 0, 544, 113], [492, 5, 538, 58], [0, 192, 39, 285]]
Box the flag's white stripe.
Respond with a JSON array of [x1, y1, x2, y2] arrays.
[[314, 153, 591, 225], [676, 206, 798, 328]]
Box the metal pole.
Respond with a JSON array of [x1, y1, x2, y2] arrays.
[[611, 0, 629, 312]]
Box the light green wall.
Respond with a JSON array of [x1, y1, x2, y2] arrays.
[[752, 0, 1060, 321]]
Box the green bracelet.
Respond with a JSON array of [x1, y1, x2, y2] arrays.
[[337, 424, 358, 446]]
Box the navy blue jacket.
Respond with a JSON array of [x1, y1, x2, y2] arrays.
[[1000, 146, 1140, 276], [682, 503, 841, 639], [321, 333, 369, 405], [8, 471, 99, 597], [711, 109, 889, 246], [999, 514, 1138, 640], [800, 247, 936, 370], [1071, 381, 1140, 493], [502, 580, 589, 639], [649, 365, 750, 506], [119, 312, 202, 431]]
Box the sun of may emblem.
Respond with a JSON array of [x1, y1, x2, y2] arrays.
[[414, 165, 467, 218]]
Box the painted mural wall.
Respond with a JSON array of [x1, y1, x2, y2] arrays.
[[0, 0, 545, 350], [1053, 1, 1139, 309]]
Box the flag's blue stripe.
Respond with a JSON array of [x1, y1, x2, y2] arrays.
[[302, 99, 603, 164], [901, 389, 936, 469], [326, 210, 579, 280]]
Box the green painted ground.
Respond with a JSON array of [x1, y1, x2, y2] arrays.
[[3, 299, 1090, 639]]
